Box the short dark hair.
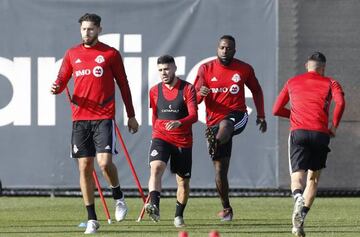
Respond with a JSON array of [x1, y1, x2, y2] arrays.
[[220, 35, 236, 46], [308, 51, 326, 64], [78, 13, 101, 26], [157, 55, 175, 65]]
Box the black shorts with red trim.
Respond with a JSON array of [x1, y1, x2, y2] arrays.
[[208, 111, 248, 159], [148, 138, 192, 179], [71, 119, 116, 158], [289, 129, 330, 172]]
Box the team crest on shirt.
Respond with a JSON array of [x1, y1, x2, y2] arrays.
[[231, 73, 241, 83], [229, 84, 240, 94], [95, 55, 105, 64], [93, 66, 103, 77]]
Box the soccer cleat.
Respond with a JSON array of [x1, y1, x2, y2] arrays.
[[115, 197, 128, 222], [173, 216, 186, 228], [205, 127, 218, 158], [292, 196, 305, 228], [218, 207, 233, 221], [292, 226, 306, 237], [145, 203, 160, 222], [84, 220, 100, 234]]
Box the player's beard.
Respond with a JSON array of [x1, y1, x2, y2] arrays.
[[163, 74, 175, 85], [82, 34, 98, 47]]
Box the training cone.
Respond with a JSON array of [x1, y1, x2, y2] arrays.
[[178, 231, 188, 237], [209, 230, 220, 237]]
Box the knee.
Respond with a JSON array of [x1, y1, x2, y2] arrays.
[[151, 164, 165, 178], [308, 175, 319, 186], [79, 163, 93, 177], [98, 159, 111, 173], [214, 163, 228, 177], [177, 178, 189, 190], [307, 171, 320, 185]]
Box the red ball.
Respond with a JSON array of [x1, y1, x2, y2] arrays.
[[209, 230, 220, 237], [178, 231, 188, 237]]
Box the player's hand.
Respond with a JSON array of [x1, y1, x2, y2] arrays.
[[199, 86, 210, 97], [256, 118, 267, 133], [128, 117, 139, 134], [329, 125, 337, 138], [165, 120, 182, 130], [50, 83, 60, 94]]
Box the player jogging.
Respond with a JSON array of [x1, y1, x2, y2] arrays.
[[273, 52, 345, 237], [145, 55, 198, 228]]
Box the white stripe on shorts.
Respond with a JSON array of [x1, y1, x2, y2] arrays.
[[234, 112, 248, 131], [288, 133, 292, 174], [112, 120, 116, 155]]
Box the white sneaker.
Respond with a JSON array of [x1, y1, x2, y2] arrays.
[[84, 220, 100, 234], [292, 196, 305, 228], [174, 216, 185, 228], [115, 197, 128, 222], [292, 226, 306, 237]]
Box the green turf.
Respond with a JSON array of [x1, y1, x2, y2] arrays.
[[0, 197, 359, 236]]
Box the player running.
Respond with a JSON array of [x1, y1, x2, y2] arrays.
[[145, 55, 198, 228], [273, 52, 345, 237]]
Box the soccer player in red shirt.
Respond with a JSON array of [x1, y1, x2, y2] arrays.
[[194, 35, 267, 221], [273, 52, 345, 237], [50, 13, 139, 234], [145, 55, 198, 228]]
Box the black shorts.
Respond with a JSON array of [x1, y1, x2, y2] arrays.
[[289, 129, 331, 172], [209, 111, 248, 159], [148, 138, 192, 179], [71, 119, 116, 158]]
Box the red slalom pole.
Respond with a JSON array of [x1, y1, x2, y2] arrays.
[[136, 195, 150, 222], [114, 124, 146, 203], [65, 86, 112, 223], [92, 172, 112, 224]]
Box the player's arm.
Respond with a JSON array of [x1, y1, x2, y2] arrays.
[[149, 86, 158, 127], [329, 80, 346, 137], [179, 84, 198, 126], [272, 82, 291, 118], [245, 67, 267, 132], [51, 50, 73, 94], [111, 50, 138, 133], [245, 68, 265, 118], [194, 65, 209, 104]]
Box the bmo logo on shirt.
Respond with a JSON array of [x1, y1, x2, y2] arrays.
[[74, 66, 103, 78], [75, 69, 91, 77], [210, 84, 239, 95]]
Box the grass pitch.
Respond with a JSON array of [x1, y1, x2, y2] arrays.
[[0, 196, 359, 236]]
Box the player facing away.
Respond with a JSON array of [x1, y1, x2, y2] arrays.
[[273, 52, 345, 237], [50, 13, 139, 234], [145, 55, 198, 227], [194, 35, 267, 221]]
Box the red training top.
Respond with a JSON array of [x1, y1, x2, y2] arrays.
[[149, 79, 198, 148], [194, 58, 265, 126], [272, 71, 345, 133], [55, 42, 135, 121]]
